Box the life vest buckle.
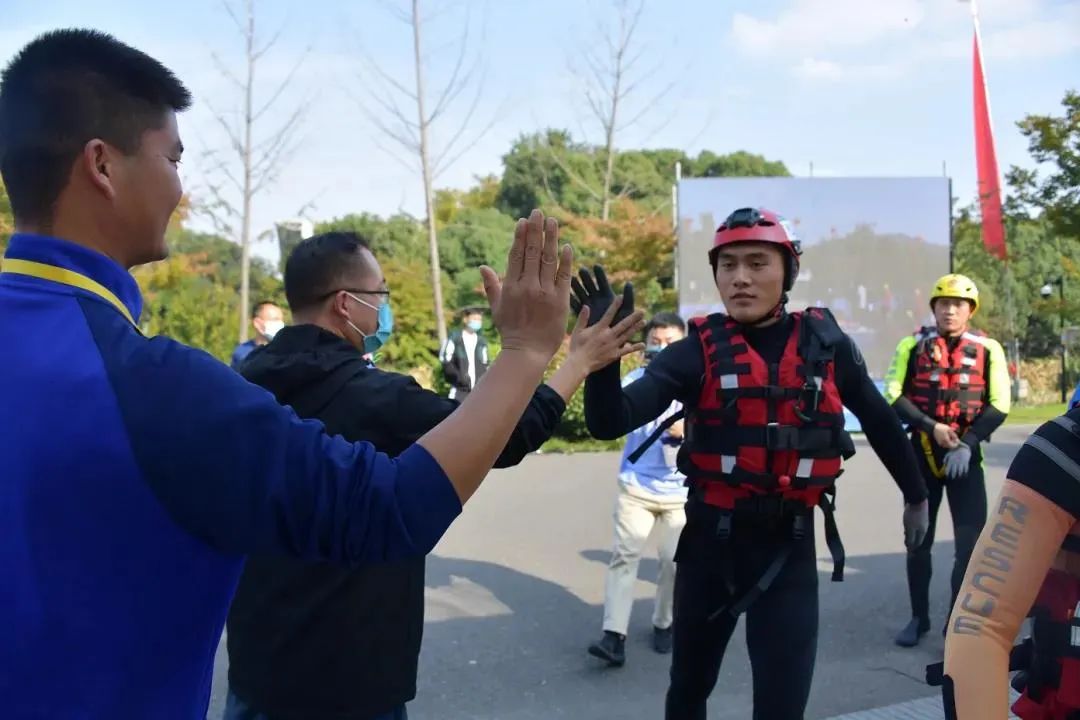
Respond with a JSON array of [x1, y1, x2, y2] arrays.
[[792, 513, 807, 540], [794, 382, 821, 423], [764, 422, 800, 451], [715, 511, 732, 540]]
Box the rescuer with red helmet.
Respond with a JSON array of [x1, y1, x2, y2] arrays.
[[573, 206, 930, 719]]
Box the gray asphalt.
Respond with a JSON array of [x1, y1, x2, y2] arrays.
[[207, 424, 1035, 720]]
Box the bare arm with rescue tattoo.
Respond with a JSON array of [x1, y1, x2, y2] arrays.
[[942, 481, 1074, 719]]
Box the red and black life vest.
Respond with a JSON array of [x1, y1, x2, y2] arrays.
[[1011, 541, 1080, 720], [907, 327, 989, 431], [672, 309, 855, 614], [681, 309, 855, 513]]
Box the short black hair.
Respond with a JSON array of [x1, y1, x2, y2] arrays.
[[284, 231, 375, 312], [251, 301, 280, 319], [646, 312, 686, 335], [0, 29, 192, 227]]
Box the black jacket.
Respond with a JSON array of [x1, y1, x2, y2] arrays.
[[440, 328, 489, 394], [226, 325, 566, 720]]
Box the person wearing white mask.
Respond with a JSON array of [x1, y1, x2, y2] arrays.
[[224, 229, 645, 720], [441, 307, 490, 401], [588, 311, 688, 667], [230, 300, 285, 370]]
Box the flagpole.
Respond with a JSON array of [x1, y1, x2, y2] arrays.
[[969, 0, 1004, 194], [968, 0, 1021, 394]]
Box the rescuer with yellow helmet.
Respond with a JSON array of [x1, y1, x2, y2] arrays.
[[884, 273, 1011, 647]]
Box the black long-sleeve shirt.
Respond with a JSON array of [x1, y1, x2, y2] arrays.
[[585, 314, 928, 505]]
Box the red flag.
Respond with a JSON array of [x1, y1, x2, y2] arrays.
[[973, 31, 1007, 260]]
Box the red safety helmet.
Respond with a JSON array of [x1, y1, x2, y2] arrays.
[[709, 207, 802, 291]]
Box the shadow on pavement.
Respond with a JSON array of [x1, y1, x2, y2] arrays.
[[410, 542, 960, 720]]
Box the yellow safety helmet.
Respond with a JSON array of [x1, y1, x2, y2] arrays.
[[930, 273, 979, 313]]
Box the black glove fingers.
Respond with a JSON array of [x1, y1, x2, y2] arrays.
[[571, 276, 588, 304], [594, 265, 611, 296], [580, 268, 599, 296]]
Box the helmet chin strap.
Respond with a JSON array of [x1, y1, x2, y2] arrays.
[[740, 293, 789, 327]]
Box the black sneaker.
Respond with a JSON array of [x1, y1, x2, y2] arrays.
[[653, 625, 673, 654], [895, 616, 931, 648], [588, 631, 626, 667]]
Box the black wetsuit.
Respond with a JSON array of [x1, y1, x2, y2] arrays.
[[585, 313, 927, 720]]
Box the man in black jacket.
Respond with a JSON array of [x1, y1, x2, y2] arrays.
[[440, 307, 490, 400], [224, 231, 645, 720]]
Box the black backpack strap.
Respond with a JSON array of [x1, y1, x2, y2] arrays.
[[626, 409, 686, 464], [286, 359, 371, 419], [803, 307, 844, 348]]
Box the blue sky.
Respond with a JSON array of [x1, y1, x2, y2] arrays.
[[3, 0, 1078, 263]]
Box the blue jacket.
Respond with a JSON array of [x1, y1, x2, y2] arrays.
[[231, 338, 259, 369], [0, 235, 462, 719]]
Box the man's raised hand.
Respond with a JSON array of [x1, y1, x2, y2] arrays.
[[479, 209, 573, 364]]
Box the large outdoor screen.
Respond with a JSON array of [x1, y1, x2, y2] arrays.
[[677, 177, 951, 380]]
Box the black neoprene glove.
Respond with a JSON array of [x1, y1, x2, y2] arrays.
[[570, 265, 635, 328]]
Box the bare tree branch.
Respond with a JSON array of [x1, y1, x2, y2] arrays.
[[210, 51, 245, 91], [357, 79, 420, 137], [204, 0, 309, 342], [253, 45, 311, 121], [372, 136, 420, 174], [251, 106, 305, 185], [433, 89, 505, 178], [220, 0, 245, 35], [359, 50, 419, 102], [375, 0, 412, 24], [619, 79, 676, 132], [357, 96, 421, 152], [253, 21, 285, 62], [427, 8, 474, 120], [541, 139, 603, 202], [205, 100, 245, 159]]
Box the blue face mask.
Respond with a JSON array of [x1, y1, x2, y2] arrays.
[[466, 319, 483, 332], [345, 293, 394, 355]]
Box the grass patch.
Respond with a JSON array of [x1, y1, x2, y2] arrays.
[[539, 403, 1070, 452], [1006, 403, 1068, 425], [539, 437, 624, 454]]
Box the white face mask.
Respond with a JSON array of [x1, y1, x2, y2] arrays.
[[261, 320, 285, 339]]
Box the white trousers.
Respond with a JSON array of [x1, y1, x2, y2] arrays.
[[602, 483, 687, 636]]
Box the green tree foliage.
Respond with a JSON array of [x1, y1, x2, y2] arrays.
[[1007, 90, 1080, 241], [561, 198, 677, 315], [684, 150, 790, 178], [497, 131, 790, 220], [134, 253, 245, 362], [315, 213, 428, 261], [0, 177, 13, 255], [438, 206, 515, 308], [375, 255, 442, 373], [952, 206, 1080, 358]]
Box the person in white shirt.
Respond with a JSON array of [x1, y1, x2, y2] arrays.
[[440, 308, 490, 401], [588, 312, 688, 667]]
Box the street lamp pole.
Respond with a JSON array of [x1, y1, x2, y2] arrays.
[[1060, 277, 1068, 403]]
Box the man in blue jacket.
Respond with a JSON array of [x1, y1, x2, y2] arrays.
[[0, 29, 580, 720]]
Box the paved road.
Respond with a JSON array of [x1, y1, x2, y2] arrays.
[[207, 424, 1035, 720]]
